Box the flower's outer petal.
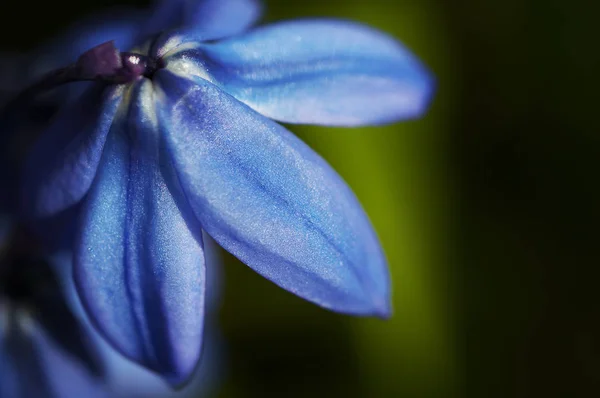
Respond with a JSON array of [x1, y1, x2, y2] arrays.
[[0, 313, 109, 398], [75, 79, 205, 386], [29, 258, 105, 379], [156, 71, 391, 317], [29, 7, 143, 80], [0, 318, 57, 398], [20, 85, 123, 218], [142, 0, 262, 42], [38, 327, 109, 398], [165, 19, 433, 126], [103, 320, 224, 398], [51, 251, 224, 398], [203, 231, 223, 309]]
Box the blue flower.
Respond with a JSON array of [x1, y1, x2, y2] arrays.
[[20, 0, 434, 387]]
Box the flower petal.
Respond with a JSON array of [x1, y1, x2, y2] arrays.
[[29, 7, 143, 79], [0, 318, 53, 398], [164, 19, 433, 126], [20, 85, 123, 218], [0, 310, 108, 398], [156, 71, 391, 317], [30, 258, 105, 378], [37, 327, 109, 398], [142, 0, 262, 41], [74, 79, 205, 386]]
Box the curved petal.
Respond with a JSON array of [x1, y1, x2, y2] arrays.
[[163, 19, 433, 126], [142, 0, 262, 42], [0, 314, 49, 398], [35, 325, 109, 398], [103, 319, 224, 398], [30, 259, 105, 378], [20, 85, 123, 218], [74, 79, 205, 386], [156, 71, 391, 317], [0, 311, 108, 398], [0, 315, 53, 398], [52, 251, 223, 398]]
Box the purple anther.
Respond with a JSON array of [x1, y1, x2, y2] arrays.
[[76, 41, 122, 80], [118, 52, 149, 82], [75, 42, 155, 83], [1, 41, 164, 119]]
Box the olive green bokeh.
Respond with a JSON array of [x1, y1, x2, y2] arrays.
[[219, 2, 459, 398]]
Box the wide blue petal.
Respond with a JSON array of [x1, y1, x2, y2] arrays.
[[141, 0, 262, 42], [20, 85, 123, 218], [156, 71, 391, 317], [74, 79, 205, 386], [163, 19, 433, 126], [51, 250, 224, 398]]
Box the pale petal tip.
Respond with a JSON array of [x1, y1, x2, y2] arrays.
[[162, 358, 201, 390], [361, 288, 392, 319], [374, 298, 393, 320], [420, 70, 437, 116], [407, 66, 436, 121]]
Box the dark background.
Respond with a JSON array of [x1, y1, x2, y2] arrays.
[[1, 0, 599, 397]]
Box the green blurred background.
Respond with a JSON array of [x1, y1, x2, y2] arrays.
[[2, 0, 598, 397]]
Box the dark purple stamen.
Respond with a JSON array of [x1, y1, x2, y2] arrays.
[[119, 52, 160, 81], [76, 41, 123, 80], [2, 41, 162, 120], [74, 41, 156, 83]]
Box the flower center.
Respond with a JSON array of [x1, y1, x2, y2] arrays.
[[120, 52, 163, 80], [1, 41, 165, 122], [73, 41, 163, 83]]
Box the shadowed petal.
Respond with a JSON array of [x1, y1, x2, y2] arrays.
[[51, 249, 224, 398], [164, 19, 433, 126], [29, 259, 105, 378], [157, 71, 390, 317], [74, 79, 205, 386], [36, 325, 109, 398], [142, 0, 262, 42], [0, 312, 108, 398], [29, 7, 144, 79], [20, 85, 123, 218], [1, 255, 104, 378], [0, 316, 53, 398]]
